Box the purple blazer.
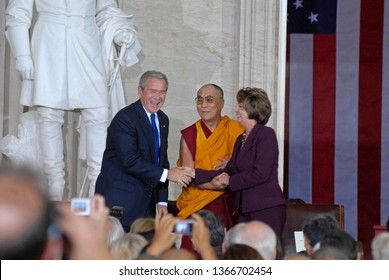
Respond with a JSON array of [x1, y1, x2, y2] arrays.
[[195, 124, 286, 214]]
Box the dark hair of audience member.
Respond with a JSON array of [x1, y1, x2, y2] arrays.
[[302, 214, 339, 249], [197, 210, 225, 259], [286, 198, 306, 204], [311, 246, 349, 260], [223, 244, 263, 260], [319, 229, 358, 260]]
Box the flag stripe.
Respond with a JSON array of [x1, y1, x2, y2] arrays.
[[358, 0, 384, 252], [382, 0, 389, 225], [312, 35, 336, 203], [288, 34, 313, 202], [283, 35, 291, 198], [334, 0, 360, 239]]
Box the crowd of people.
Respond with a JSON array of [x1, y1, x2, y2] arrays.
[[1, 164, 388, 260]]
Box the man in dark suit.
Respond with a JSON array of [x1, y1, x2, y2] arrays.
[[95, 70, 194, 231]]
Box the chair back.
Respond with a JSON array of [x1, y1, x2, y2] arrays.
[[281, 203, 344, 258]]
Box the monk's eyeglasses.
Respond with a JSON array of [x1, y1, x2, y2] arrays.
[[195, 96, 222, 105]]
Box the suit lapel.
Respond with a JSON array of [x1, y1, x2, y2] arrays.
[[236, 124, 260, 163], [135, 100, 155, 159]]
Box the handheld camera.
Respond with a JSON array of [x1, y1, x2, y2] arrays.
[[175, 219, 195, 236], [70, 198, 91, 216]]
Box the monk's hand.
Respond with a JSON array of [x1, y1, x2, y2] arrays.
[[210, 175, 226, 190], [218, 172, 230, 186], [213, 158, 229, 170]]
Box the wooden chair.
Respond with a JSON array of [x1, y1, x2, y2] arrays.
[[280, 203, 345, 258]]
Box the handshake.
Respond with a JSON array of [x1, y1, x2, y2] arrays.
[[167, 166, 195, 187]]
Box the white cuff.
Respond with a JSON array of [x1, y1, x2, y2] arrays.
[[157, 202, 168, 206], [160, 168, 168, 183]]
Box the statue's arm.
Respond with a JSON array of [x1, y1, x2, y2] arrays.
[[5, 0, 35, 80]]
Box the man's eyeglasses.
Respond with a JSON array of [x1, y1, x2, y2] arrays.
[[195, 96, 222, 105]]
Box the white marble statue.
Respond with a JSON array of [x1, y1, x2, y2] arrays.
[[5, 0, 141, 200], [0, 111, 42, 170]]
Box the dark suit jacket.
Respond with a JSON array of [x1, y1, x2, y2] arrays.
[[195, 124, 285, 214], [95, 100, 169, 228]]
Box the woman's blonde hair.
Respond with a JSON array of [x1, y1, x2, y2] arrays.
[[110, 233, 148, 260]]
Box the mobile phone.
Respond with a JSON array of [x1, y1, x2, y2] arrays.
[[70, 198, 91, 216], [175, 219, 195, 236]]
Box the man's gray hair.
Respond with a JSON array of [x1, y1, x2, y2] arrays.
[[371, 232, 389, 260], [139, 70, 168, 90], [107, 216, 125, 248], [224, 221, 277, 260]]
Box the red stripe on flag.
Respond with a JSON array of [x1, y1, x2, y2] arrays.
[[358, 0, 384, 257], [312, 35, 336, 204]]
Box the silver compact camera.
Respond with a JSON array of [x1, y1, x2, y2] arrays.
[[174, 219, 195, 236], [70, 198, 91, 216]]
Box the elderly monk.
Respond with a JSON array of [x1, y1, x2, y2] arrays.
[[176, 84, 243, 254]]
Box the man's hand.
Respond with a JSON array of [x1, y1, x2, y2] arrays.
[[157, 204, 168, 217], [15, 55, 34, 80], [167, 166, 195, 187]]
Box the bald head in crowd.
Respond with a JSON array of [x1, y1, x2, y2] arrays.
[[0, 166, 62, 260], [223, 221, 277, 260]]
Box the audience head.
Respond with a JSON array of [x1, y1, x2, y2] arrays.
[[223, 221, 277, 260], [0, 165, 62, 260], [129, 217, 155, 242], [318, 229, 358, 260], [311, 246, 349, 260], [236, 87, 271, 125], [197, 210, 225, 259], [302, 214, 339, 255], [110, 233, 148, 260], [287, 198, 306, 204], [371, 232, 389, 260], [160, 248, 197, 260], [106, 216, 125, 248], [223, 244, 263, 260], [284, 251, 311, 260], [195, 84, 224, 123]]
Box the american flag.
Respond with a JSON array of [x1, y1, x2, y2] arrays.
[[285, 0, 389, 257]]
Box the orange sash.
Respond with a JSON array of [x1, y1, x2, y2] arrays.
[[176, 116, 244, 219]]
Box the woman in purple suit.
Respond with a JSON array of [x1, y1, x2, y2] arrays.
[[194, 87, 286, 237]]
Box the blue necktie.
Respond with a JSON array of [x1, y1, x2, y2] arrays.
[[150, 113, 159, 165]]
